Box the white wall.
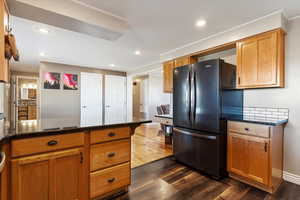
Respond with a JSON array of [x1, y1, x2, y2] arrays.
[[244, 18, 300, 176], [148, 74, 172, 119]]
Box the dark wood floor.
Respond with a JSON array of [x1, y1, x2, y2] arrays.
[[114, 157, 300, 200]]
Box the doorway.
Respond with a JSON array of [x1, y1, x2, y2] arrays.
[[13, 76, 39, 122], [132, 75, 149, 120]]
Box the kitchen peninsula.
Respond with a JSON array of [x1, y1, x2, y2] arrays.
[[0, 117, 151, 200]]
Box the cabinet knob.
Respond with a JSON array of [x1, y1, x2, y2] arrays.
[[107, 177, 115, 183], [47, 140, 58, 146], [107, 152, 116, 158], [244, 128, 250, 131], [108, 132, 116, 137]]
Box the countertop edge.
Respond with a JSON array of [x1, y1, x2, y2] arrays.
[[226, 118, 288, 126], [0, 120, 152, 143]]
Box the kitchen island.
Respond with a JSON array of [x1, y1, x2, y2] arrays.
[[0, 117, 151, 200]]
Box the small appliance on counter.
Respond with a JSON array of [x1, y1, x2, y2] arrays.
[[173, 59, 243, 179]]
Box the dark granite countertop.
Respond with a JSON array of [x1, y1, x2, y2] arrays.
[[0, 118, 151, 143], [222, 114, 288, 126], [154, 114, 288, 126]]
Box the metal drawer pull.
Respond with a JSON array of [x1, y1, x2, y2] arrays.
[[108, 132, 116, 137], [107, 152, 116, 158], [0, 152, 6, 173], [47, 140, 58, 146], [107, 177, 115, 183], [264, 142, 268, 152]]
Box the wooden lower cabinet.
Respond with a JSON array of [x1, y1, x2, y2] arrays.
[[90, 162, 130, 199], [11, 148, 84, 200], [227, 121, 284, 193]]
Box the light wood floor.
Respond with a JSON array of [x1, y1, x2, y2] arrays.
[[131, 123, 173, 168]]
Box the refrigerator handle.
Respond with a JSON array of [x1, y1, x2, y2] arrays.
[[173, 128, 217, 140], [193, 70, 196, 122], [190, 69, 195, 124], [188, 70, 192, 122]]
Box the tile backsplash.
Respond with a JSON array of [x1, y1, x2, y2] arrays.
[[243, 107, 289, 120]]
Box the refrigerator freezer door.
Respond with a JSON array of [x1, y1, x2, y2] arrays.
[[173, 65, 192, 129], [173, 128, 226, 178], [192, 60, 221, 133]]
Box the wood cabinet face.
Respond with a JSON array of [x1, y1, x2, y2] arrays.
[[11, 155, 51, 200], [228, 133, 248, 176], [0, 0, 9, 82], [237, 30, 284, 88], [11, 148, 83, 200], [163, 61, 174, 93], [174, 57, 190, 68], [247, 138, 269, 185], [227, 132, 270, 186]]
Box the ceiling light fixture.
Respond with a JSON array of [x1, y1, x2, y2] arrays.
[[39, 52, 45, 57], [134, 50, 141, 55], [195, 20, 206, 27], [110, 64, 115, 67], [39, 28, 49, 34]]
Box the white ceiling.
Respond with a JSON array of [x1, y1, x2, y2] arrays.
[[10, 0, 300, 73]]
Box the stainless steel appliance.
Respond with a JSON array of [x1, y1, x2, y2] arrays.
[[0, 82, 10, 119], [173, 59, 243, 179], [0, 151, 6, 173]]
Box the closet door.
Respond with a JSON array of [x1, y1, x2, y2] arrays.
[[80, 72, 103, 126], [105, 75, 126, 124]]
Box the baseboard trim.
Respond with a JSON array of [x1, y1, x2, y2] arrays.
[[283, 171, 300, 185]]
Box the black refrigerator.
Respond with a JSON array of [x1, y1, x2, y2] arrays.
[[173, 59, 243, 179]]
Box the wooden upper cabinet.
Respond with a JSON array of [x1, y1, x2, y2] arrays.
[[163, 60, 174, 93], [0, 0, 9, 82], [174, 56, 197, 68], [163, 56, 196, 93], [11, 148, 84, 200], [237, 29, 285, 88]]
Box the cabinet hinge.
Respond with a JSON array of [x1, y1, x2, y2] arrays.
[[80, 152, 83, 164]]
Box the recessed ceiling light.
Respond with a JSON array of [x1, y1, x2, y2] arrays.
[[39, 52, 45, 57], [195, 20, 206, 27], [39, 28, 49, 34], [110, 64, 115, 67], [134, 50, 141, 55]]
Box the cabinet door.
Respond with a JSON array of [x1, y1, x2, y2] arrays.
[[53, 149, 84, 200], [163, 61, 174, 93], [11, 148, 84, 200], [174, 56, 197, 68], [237, 30, 283, 88], [247, 137, 270, 185], [11, 153, 52, 200], [227, 133, 248, 177]]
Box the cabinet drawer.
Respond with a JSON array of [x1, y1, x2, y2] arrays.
[[11, 132, 85, 157], [228, 121, 270, 138], [90, 127, 130, 144], [90, 162, 130, 199], [90, 139, 130, 171]]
